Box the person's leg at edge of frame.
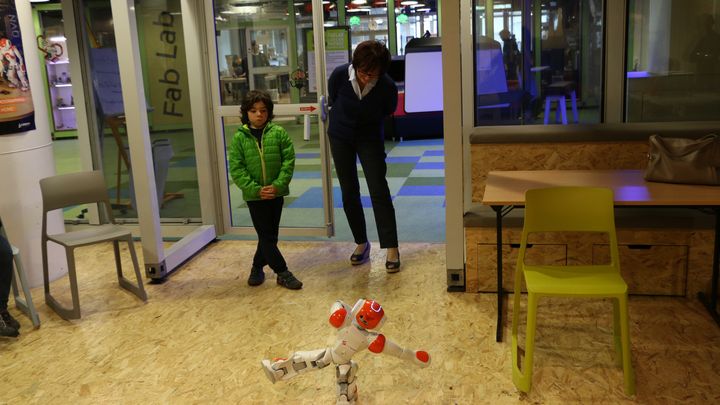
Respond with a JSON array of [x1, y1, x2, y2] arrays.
[[329, 137, 371, 264], [0, 235, 19, 337]]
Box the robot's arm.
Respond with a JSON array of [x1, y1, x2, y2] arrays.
[[366, 333, 431, 368], [329, 300, 352, 329]]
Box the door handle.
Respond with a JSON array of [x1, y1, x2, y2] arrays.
[[321, 95, 327, 121]]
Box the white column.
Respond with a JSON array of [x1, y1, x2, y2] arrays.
[[0, 1, 65, 287]]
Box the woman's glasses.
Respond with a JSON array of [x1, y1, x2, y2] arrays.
[[357, 69, 380, 79]]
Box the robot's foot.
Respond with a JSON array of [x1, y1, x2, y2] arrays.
[[261, 359, 282, 383], [336, 395, 355, 405]]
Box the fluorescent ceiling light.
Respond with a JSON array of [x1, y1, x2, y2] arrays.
[[400, 1, 418, 5], [416, 7, 431, 12], [48, 36, 67, 42], [351, 0, 368, 4]]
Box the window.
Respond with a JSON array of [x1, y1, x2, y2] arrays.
[[472, 0, 604, 126], [626, 0, 720, 122]]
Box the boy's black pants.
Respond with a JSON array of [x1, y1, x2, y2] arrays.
[[246, 197, 287, 273]]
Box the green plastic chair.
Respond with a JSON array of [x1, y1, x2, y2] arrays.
[[511, 187, 635, 396]]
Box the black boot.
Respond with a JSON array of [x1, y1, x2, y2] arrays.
[[248, 266, 265, 286], [0, 309, 19, 330], [0, 310, 19, 337]]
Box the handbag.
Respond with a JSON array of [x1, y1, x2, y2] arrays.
[[644, 134, 720, 185]]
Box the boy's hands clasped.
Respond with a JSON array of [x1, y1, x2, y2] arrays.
[[260, 185, 277, 199]]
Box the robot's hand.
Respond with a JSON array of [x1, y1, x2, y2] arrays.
[[329, 300, 351, 328], [414, 350, 431, 368]]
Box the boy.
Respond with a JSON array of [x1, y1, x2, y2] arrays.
[[228, 90, 302, 290]]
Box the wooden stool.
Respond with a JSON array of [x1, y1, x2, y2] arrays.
[[543, 81, 579, 125]]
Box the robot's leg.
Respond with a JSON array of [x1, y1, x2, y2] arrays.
[[16, 66, 28, 91], [261, 348, 332, 383], [335, 360, 359, 405], [6, 66, 18, 88]]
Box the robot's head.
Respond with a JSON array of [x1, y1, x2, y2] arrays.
[[351, 299, 385, 330]]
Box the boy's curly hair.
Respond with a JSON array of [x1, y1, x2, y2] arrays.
[[240, 90, 275, 125]]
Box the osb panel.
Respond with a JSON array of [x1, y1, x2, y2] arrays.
[[593, 244, 688, 296], [689, 230, 716, 307], [477, 243, 567, 292], [471, 142, 648, 203], [466, 227, 711, 299]]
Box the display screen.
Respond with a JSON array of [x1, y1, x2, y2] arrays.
[[403, 51, 443, 113]]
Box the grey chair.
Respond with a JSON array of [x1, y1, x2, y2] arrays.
[[40, 171, 147, 320], [0, 218, 41, 328]]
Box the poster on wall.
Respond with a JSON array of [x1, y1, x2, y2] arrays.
[[0, 0, 36, 135], [306, 27, 351, 93]]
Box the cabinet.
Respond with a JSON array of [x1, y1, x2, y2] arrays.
[[45, 59, 76, 132], [35, 6, 77, 138]]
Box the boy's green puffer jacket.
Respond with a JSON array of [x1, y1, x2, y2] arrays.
[[228, 122, 295, 201]]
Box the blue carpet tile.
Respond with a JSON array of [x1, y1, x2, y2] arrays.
[[397, 185, 446, 196], [414, 162, 445, 170]]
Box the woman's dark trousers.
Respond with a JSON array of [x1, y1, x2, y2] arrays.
[[329, 136, 398, 248]]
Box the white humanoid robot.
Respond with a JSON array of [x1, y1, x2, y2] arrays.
[[0, 37, 30, 91], [262, 298, 431, 404]]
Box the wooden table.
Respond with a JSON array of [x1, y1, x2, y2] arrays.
[[482, 169, 720, 341]]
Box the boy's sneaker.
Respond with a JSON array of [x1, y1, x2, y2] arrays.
[[0, 309, 19, 330], [0, 312, 19, 338], [276, 271, 303, 290], [248, 266, 265, 286]]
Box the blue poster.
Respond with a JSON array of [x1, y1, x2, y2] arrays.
[[0, 0, 36, 135]]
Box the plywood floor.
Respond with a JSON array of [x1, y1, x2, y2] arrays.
[[2, 240, 720, 404]]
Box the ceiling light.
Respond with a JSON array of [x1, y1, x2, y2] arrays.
[[416, 7, 431, 12], [400, 1, 418, 5], [351, 0, 368, 4]]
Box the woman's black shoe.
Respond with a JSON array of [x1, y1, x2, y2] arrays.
[[385, 252, 401, 273], [350, 242, 371, 265]]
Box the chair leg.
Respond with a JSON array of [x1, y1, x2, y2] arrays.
[[559, 98, 567, 125], [513, 292, 539, 392], [612, 298, 622, 367], [570, 91, 579, 123], [10, 249, 41, 328], [543, 98, 551, 125], [618, 295, 636, 396], [45, 247, 82, 320], [116, 237, 147, 301]]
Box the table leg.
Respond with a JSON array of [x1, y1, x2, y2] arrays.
[[698, 208, 720, 325], [493, 205, 504, 342]]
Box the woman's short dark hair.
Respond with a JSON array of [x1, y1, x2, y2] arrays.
[[352, 40, 391, 75], [240, 90, 274, 125]]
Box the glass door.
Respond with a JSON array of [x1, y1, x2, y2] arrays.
[[209, 0, 336, 236]]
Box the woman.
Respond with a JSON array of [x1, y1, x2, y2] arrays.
[[327, 40, 401, 272]]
